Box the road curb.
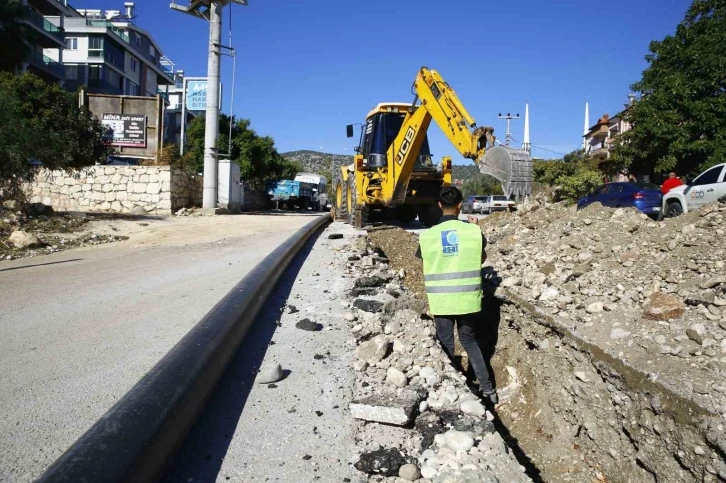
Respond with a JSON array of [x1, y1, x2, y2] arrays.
[[37, 214, 332, 483]]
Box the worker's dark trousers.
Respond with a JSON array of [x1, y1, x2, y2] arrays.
[[435, 312, 493, 394]]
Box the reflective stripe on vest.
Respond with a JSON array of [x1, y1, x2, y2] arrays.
[[420, 219, 483, 315]]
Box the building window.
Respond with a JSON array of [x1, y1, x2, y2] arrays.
[[88, 65, 101, 81], [126, 81, 139, 96], [65, 65, 79, 80], [106, 68, 122, 88], [149, 44, 156, 59], [134, 33, 141, 46], [66, 38, 78, 50], [89, 35, 104, 57], [130, 57, 137, 72]]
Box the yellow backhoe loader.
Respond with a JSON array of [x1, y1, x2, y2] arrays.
[[333, 66, 499, 228]]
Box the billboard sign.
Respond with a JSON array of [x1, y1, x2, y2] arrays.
[[101, 113, 147, 147], [185, 80, 208, 111]]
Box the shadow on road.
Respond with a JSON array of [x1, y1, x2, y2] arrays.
[[0, 258, 83, 272], [160, 230, 321, 483]]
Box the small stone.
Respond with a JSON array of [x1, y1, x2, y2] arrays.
[[686, 323, 706, 345], [386, 367, 408, 388], [131, 206, 148, 215], [354, 360, 368, 372], [460, 400, 486, 417], [285, 305, 299, 314], [399, 464, 421, 481], [583, 218, 592, 225], [420, 466, 437, 479], [693, 445, 706, 455], [419, 401, 429, 412], [256, 362, 284, 384], [539, 287, 559, 301], [700, 277, 725, 289], [586, 302, 604, 314], [708, 305, 722, 316], [575, 371, 590, 383], [578, 252, 593, 262], [502, 277, 521, 288], [327, 233, 344, 239], [344, 312, 356, 322]]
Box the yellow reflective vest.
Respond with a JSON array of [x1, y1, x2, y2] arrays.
[[419, 219, 483, 315]]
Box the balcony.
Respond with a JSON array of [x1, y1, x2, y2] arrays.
[[87, 78, 123, 95], [84, 18, 130, 43], [27, 50, 64, 79], [23, 7, 65, 47]]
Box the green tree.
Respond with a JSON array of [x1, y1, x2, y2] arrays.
[[533, 149, 603, 201], [183, 115, 299, 187], [460, 174, 503, 198], [0, 0, 32, 73], [614, 0, 726, 177], [0, 73, 110, 195]]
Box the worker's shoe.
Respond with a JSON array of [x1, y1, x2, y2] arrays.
[[481, 389, 498, 406]]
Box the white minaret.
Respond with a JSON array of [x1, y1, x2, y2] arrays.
[[522, 103, 531, 154], [582, 102, 590, 150]]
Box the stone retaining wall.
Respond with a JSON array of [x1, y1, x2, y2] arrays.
[[26, 166, 202, 215]]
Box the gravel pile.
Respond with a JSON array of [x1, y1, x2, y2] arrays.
[[479, 198, 726, 415], [341, 238, 531, 482]]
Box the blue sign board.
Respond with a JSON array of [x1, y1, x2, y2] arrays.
[[186, 80, 208, 111]]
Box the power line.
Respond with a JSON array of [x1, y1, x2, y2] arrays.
[[510, 137, 567, 157]]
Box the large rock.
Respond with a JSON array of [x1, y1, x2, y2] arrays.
[[355, 335, 390, 364], [8, 230, 40, 249], [350, 389, 422, 425], [460, 399, 486, 417], [435, 430, 475, 451], [643, 292, 685, 321], [386, 367, 407, 388]]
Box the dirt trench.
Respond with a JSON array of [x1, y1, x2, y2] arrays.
[[368, 227, 726, 483]]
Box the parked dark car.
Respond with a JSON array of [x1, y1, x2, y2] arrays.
[[576, 182, 663, 217]]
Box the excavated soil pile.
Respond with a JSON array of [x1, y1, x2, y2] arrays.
[[366, 200, 726, 483], [368, 228, 425, 297]]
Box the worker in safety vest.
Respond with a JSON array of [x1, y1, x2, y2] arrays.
[[415, 186, 497, 405]]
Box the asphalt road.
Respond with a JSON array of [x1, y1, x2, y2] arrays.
[[0, 214, 318, 482]]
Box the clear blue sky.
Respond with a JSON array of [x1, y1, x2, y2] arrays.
[[73, 0, 691, 162]]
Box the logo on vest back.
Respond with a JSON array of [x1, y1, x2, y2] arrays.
[[441, 230, 459, 256]]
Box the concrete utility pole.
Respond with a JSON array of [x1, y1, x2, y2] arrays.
[[171, 0, 248, 212], [497, 112, 520, 147], [522, 103, 531, 154]]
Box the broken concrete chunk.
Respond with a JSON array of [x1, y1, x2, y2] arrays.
[[353, 298, 384, 313], [355, 335, 390, 364], [354, 447, 406, 476], [350, 389, 422, 425]]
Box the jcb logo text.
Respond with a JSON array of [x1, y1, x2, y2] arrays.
[[395, 127, 416, 165]]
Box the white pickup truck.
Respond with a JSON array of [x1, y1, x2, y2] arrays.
[[662, 163, 726, 217]]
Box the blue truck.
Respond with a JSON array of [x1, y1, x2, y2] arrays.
[[266, 179, 316, 210]]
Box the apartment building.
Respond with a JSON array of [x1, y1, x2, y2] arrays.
[[21, 0, 75, 84], [584, 94, 636, 161], [159, 70, 201, 146], [42, 3, 174, 97]]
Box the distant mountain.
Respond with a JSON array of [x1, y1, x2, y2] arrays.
[[451, 164, 481, 182], [282, 150, 354, 175]]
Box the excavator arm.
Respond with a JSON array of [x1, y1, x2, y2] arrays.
[[383, 66, 496, 204]]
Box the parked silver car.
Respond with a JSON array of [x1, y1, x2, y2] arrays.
[[462, 195, 488, 213]]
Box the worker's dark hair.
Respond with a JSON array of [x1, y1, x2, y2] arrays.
[[439, 186, 463, 208]]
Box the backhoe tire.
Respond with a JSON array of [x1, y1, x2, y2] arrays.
[[347, 174, 368, 228], [396, 206, 417, 224], [333, 177, 347, 221]]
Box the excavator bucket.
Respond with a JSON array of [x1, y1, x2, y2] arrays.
[[478, 146, 533, 200]]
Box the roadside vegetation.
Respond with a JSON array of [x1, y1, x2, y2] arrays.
[[181, 114, 302, 188]]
